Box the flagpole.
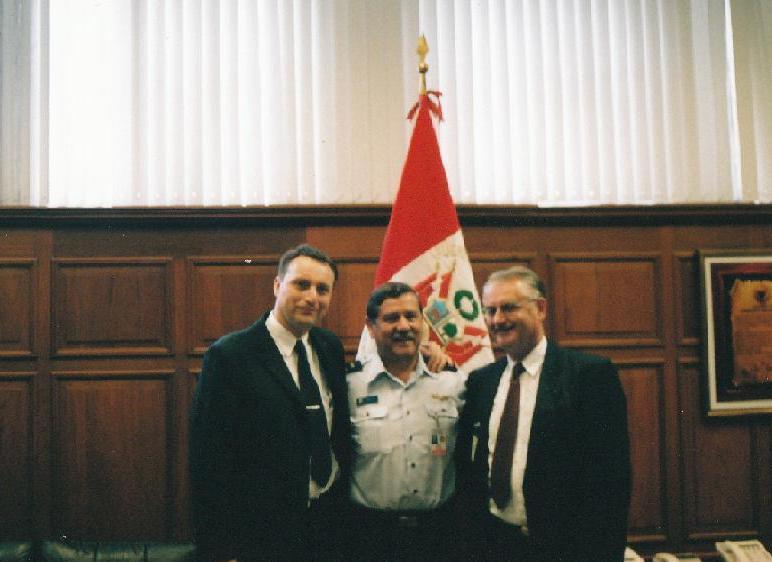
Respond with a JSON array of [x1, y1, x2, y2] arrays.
[[357, 34, 494, 369], [417, 35, 429, 96]]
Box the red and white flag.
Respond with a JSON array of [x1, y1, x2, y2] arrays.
[[357, 92, 493, 372]]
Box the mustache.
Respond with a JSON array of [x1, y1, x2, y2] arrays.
[[490, 323, 516, 333], [391, 331, 416, 342]]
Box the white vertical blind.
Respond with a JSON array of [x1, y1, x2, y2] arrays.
[[41, 0, 410, 207], [1, 0, 770, 207], [729, 0, 772, 204], [1, 0, 34, 205], [422, 0, 739, 205]]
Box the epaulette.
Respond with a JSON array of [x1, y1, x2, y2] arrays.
[[346, 360, 363, 374]]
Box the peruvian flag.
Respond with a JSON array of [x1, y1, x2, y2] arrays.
[[357, 92, 494, 372]]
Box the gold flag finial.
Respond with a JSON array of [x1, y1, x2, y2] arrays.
[[417, 35, 429, 95]]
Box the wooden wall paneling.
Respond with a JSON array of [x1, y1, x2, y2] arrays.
[[0, 372, 34, 539], [0, 208, 770, 552], [549, 253, 663, 348], [186, 257, 278, 355], [305, 226, 385, 259], [171, 256, 189, 541], [307, 226, 384, 358], [52, 258, 174, 357], [172, 256, 193, 541], [468, 252, 537, 294], [319, 257, 378, 357], [619, 362, 668, 543], [674, 252, 700, 347], [748, 223, 772, 248], [34, 231, 53, 539], [671, 225, 767, 258], [171, 367, 201, 541], [0, 259, 36, 357], [51, 371, 175, 540], [52, 227, 307, 259], [462, 226, 547, 257], [678, 362, 760, 541], [756, 423, 772, 546], [171, 364, 192, 542], [658, 227, 686, 551]]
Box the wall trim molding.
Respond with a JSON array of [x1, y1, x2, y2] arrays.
[[1, 203, 770, 227]]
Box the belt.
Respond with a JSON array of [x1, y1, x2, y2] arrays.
[[351, 502, 452, 529]]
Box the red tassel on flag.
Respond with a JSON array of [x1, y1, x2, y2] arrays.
[[406, 91, 443, 122]]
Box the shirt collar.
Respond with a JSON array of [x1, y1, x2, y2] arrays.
[[507, 335, 547, 377], [266, 311, 309, 358], [361, 353, 434, 386]]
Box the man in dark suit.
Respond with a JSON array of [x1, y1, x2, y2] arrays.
[[189, 244, 351, 562], [456, 266, 630, 562]]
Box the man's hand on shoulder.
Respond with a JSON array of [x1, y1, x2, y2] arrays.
[[420, 341, 456, 373]]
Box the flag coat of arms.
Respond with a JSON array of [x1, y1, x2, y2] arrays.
[[357, 92, 494, 372]]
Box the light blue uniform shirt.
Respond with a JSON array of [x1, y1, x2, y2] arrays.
[[347, 354, 467, 510]]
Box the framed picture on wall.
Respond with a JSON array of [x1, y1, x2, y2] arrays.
[[700, 250, 772, 416]]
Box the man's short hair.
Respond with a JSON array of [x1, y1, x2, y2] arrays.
[[485, 266, 546, 299], [277, 244, 338, 282], [366, 281, 421, 321]]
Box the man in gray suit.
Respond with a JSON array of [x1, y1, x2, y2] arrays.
[[456, 266, 631, 562]]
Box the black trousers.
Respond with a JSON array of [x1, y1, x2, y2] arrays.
[[479, 512, 533, 562], [346, 501, 460, 562], [230, 492, 347, 562]]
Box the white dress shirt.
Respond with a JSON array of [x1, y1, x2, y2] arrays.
[[266, 312, 338, 497], [487, 336, 547, 526]]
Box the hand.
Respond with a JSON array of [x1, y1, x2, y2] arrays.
[[420, 341, 453, 373]]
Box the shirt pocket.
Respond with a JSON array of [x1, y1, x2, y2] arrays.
[[351, 404, 390, 454], [425, 402, 459, 428], [424, 402, 460, 452]]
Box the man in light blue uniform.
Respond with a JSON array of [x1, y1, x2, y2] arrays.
[[347, 281, 466, 561]]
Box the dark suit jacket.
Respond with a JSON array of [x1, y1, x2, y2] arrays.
[[456, 341, 631, 562], [189, 313, 351, 561]]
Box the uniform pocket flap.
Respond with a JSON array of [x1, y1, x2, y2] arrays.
[[424, 402, 459, 418]]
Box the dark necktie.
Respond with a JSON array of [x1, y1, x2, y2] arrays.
[[294, 339, 332, 487], [490, 361, 526, 509]]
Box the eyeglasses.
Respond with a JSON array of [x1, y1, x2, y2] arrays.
[[482, 298, 539, 317]]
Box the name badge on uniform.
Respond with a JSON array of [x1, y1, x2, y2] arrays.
[[356, 395, 378, 407], [431, 432, 448, 456]]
